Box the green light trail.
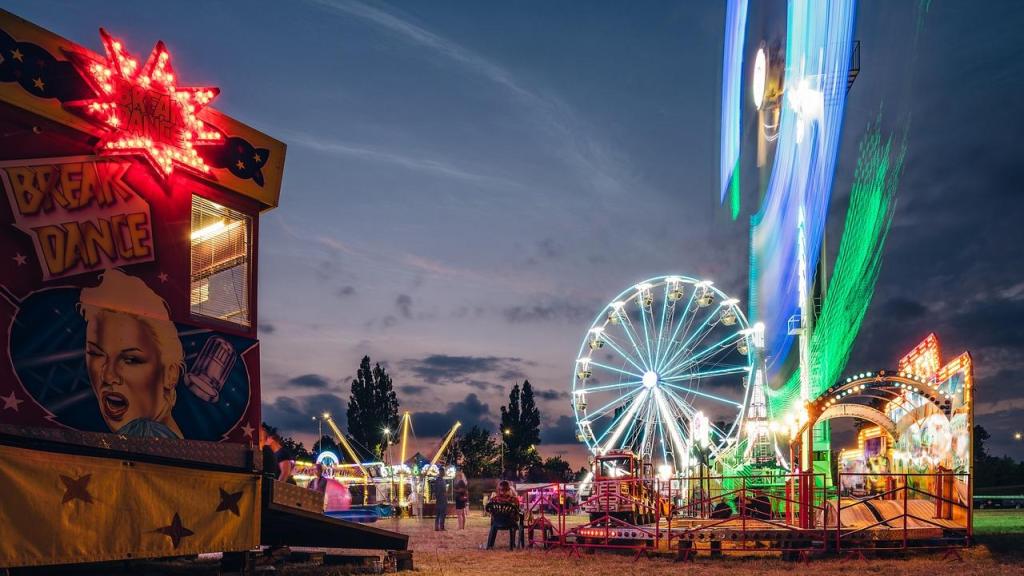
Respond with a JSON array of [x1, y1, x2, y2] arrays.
[[768, 115, 907, 414]]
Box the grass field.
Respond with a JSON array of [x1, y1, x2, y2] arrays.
[[973, 508, 1024, 535], [326, 510, 1024, 576]]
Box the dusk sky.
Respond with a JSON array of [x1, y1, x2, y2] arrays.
[[11, 1, 1023, 465]]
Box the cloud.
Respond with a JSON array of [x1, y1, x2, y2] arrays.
[[396, 294, 413, 319], [537, 238, 560, 260], [337, 285, 357, 297], [286, 373, 334, 389], [283, 129, 518, 186], [308, 0, 638, 203], [975, 397, 1024, 417], [258, 323, 276, 334], [401, 385, 428, 396], [466, 380, 499, 391], [398, 354, 527, 385], [536, 389, 569, 401], [880, 297, 928, 321], [415, 393, 495, 436], [502, 299, 594, 324], [263, 393, 348, 434], [949, 298, 1024, 349], [541, 414, 578, 444]]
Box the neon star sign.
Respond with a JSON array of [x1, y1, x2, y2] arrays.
[[73, 29, 221, 177]]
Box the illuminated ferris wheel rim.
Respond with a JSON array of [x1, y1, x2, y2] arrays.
[[571, 275, 757, 472]]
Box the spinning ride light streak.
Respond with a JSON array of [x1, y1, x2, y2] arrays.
[[767, 117, 905, 415], [720, 0, 749, 220], [571, 276, 758, 473], [748, 0, 857, 386]]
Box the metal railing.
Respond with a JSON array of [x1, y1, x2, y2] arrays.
[[510, 470, 971, 561]]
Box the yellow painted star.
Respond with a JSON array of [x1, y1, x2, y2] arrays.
[[235, 160, 245, 170], [252, 152, 262, 162], [33, 77, 45, 91], [11, 48, 24, 62]]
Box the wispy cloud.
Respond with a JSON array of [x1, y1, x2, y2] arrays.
[[281, 129, 520, 187], [310, 0, 535, 101], [308, 0, 640, 200]]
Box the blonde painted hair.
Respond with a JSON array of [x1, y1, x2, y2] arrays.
[[79, 269, 185, 395]]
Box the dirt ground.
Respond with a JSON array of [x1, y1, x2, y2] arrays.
[[361, 511, 1023, 576]]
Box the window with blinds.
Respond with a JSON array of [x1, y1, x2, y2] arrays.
[[190, 195, 251, 327]]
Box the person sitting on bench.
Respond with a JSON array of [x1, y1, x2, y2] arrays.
[[484, 481, 521, 549]]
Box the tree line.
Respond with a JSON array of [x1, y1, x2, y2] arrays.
[[265, 355, 581, 481]]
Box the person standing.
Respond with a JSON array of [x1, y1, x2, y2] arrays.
[[260, 424, 295, 484], [453, 471, 469, 530], [433, 471, 449, 531], [309, 463, 329, 493]]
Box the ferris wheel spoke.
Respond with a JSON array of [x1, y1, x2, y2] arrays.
[[660, 364, 750, 382], [660, 332, 743, 378], [656, 308, 721, 374], [655, 408, 669, 464], [637, 296, 657, 368], [588, 360, 643, 380], [655, 282, 671, 366], [654, 389, 690, 468], [660, 381, 743, 407], [615, 308, 651, 371], [638, 400, 655, 457], [655, 289, 696, 369], [580, 379, 644, 394], [586, 386, 643, 420], [664, 292, 720, 366], [599, 333, 647, 374], [597, 389, 650, 452], [619, 411, 642, 450], [659, 386, 696, 420]]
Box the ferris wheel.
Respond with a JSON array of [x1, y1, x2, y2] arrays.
[[572, 275, 756, 474]]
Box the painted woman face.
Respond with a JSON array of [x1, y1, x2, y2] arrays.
[[85, 311, 169, 432]]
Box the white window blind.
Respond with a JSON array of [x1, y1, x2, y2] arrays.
[[190, 195, 251, 327]]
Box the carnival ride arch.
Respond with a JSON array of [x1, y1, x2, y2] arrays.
[[815, 404, 897, 440], [792, 370, 953, 452]]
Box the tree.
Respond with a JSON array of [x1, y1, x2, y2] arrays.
[[544, 456, 573, 481], [312, 434, 340, 457], [973, 425, 1024, 490], [500, 380, 542, 478], [974, 424, 991, 461], [454, 425, 500, 477], [575, 466, 590, 481], [346, 356, 400, 459]]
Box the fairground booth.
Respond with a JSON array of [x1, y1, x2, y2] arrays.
[[0, 9, 405, 569]]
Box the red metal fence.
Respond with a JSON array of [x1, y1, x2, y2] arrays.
[[515, 471, 970, 560]]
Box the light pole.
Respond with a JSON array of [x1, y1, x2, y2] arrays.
[[312, 416, 322, 453], [500, 428, 511, 479], [383, 427, 393, 505]]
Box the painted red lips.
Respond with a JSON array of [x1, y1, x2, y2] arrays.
[[100, 391, 129, 421]]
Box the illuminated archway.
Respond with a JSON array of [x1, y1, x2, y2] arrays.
[[816, 403, 897, 440]]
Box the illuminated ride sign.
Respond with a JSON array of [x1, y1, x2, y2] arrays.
[[898, 333, 942, 380], [67, 29, 221, 177]]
